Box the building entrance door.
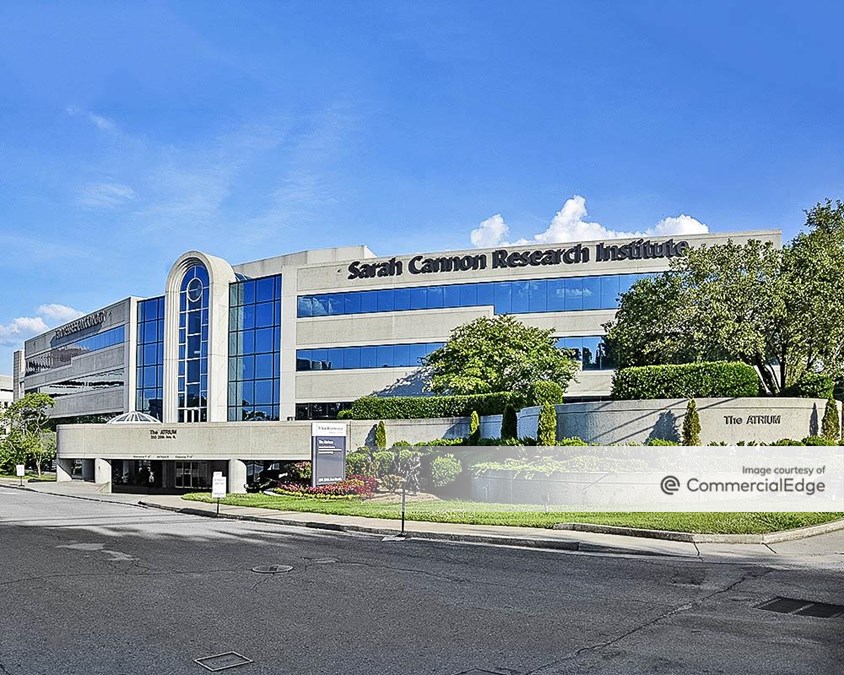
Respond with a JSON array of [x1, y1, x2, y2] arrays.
[[175, 461, 208, 489]]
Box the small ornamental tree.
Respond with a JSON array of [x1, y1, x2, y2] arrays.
[[821, 398, 840, 441], [682, 399, 701, 445], [424, 315, 577, 399], [537, 403, 558, 446], [375, 420, 387, 450], [500, 404, 518, 440], [468, 410, 480, 444]]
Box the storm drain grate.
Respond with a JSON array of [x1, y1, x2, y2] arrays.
[[194, 652, 253, 671], [250, 565, 293, 574], [757, 597, 844, 618]]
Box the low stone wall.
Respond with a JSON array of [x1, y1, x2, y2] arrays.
[[545, 397, 837, 445], [351, 417, 471, 448]]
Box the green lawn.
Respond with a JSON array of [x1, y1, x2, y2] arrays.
[[0, 472, 56, 481], [182, 492, 843, 534]]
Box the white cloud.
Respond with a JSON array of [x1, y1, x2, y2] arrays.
[[470, 214, 510, 248], [65, 106, 119, 134], [78, 182, 137, 208], [470, 195, 709, 247], [0, 317, 49, 346], [37, 304, 84, 323], [0, 304, 85, 347]]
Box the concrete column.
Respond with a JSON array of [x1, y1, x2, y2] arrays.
[[81, 459, 94, 482], [228, 459, 247, 494], [94, 458, 112, 492], [56, 458, 74, 482]]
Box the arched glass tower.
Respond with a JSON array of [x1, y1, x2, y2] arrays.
[[178, 264, 209, 422]]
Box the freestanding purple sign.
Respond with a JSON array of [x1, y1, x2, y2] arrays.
[[311, 422, 347, 487]]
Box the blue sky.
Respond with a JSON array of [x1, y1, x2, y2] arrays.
[[2, 1, 843, 369]]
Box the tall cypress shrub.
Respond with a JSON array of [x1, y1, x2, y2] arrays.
[[468, 410, 480, 444], [682, 399, 701, 445], [375, 420, 387, 450], [500, 404, 518, 440], [537, 403, 558, 446], [821, 398, 840, 441]]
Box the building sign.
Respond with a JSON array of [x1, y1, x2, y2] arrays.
[[149, 429, 178, 440], [54, 310, 108, 338], [311, 422, 347, 486], [347, 239, 690, 280], [724, 415, 782, 426]]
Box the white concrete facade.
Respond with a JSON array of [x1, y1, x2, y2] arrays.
[[11, 230, 782, 490], [0, 374, 12, 411]]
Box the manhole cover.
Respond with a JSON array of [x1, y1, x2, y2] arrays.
[[250, 565, 293, 574], [194, 651, 253, 671], [757, 597, 844, 618]]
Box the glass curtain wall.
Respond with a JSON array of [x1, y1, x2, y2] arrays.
[[136, 297, 164, 420], [228, 275, 281, 421], [178, 265, 209, 422]]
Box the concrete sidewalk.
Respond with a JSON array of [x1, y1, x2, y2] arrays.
[[139, 493, 844, 567]]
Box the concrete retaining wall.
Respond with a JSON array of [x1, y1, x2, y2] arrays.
[[546, 397, 837, 445]]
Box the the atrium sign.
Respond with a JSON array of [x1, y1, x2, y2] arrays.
[[347, 239, 689, 280]]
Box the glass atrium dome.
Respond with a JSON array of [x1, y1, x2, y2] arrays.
[[107, 411, 162, 424]]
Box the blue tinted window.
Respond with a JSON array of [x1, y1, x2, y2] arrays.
[[582, 277, 601, 310], [256, 276, 274, 303], [511, 281, 530, 313], [297, 296, 313, 318], [494, 282, 511, 314], [410, 287, 427, 310], [528, 281, 546, 312], [427, 286, 443, 309], [564, 278, 582, 311], [459, 284, 477, 306], [255, 353, 274, 379], [360, 291, 378, 313], [476, 282, 494, 307], [344, 292, 362, 314], [394, 288, 411, 311], [377, 290, 394, 312], [376, 345, 392, 367], [344, 347, 361, 369], [256, 302, 274, 328], [360, 346, 377, 368], [443, 285, 461, 308], [255, 328, 273, 353], [328, 348, 345, 370], [601, 275, 620, 308]]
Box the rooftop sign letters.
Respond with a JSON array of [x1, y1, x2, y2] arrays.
[[54, 310, 108, 338], [347, 239, 689, 280]]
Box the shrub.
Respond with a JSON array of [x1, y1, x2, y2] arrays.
[[682, 399, 701, 445], [372, 451, 395, 477], [274, 475, 377, 499], [469, 410, 480, 445], [646, 438, 680, 446], [537, 403, 557, 446], [375, 421, 387, 450], [501, 404, 518, 439], [821, 399, 840, 441], [531, 381, 564, 406], [289, 461, 312, 482], [802, 435, 837, 446], [342, 392, 517, 420], [782, 372, 835, 399], [346, 451, 372, 476], [379, 474, 404, 492], [771, 438, 804, 446], [611, 361, 760, 400], [556, 437, 588, 446], [431, 454, 462, 488]]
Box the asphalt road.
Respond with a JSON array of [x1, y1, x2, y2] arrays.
[[0, 488, 841, 675]]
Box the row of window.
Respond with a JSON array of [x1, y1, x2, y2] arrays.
[[35, 368, 125, 398], [26, 325, 126, 375], [555, 337, 613, 370], [136, 297, 165, 420], [297, 273, 652, 318], [296, 342, 444, 371], [228, 275, 282, 422]]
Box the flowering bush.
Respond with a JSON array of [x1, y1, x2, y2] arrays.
[[273, 474, 377, 499]]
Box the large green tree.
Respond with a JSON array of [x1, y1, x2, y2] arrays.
[[424, 315, 578, 398], [603, 200, 844, 394], [1, 393, 55, 476]]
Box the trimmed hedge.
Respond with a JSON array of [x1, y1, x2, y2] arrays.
[[783, 372, 835, 399], [338, 392, 516, 420], [530, 381, 564, 406], [611, 361, 760, 400]]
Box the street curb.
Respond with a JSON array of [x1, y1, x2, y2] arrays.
[[552, 518, 844, 544], [0, 482, 149, 507], [139, 500, 672, 557]]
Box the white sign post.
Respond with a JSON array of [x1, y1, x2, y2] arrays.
[[15, 464, 25, 487], [211, 471, 226, 517]]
